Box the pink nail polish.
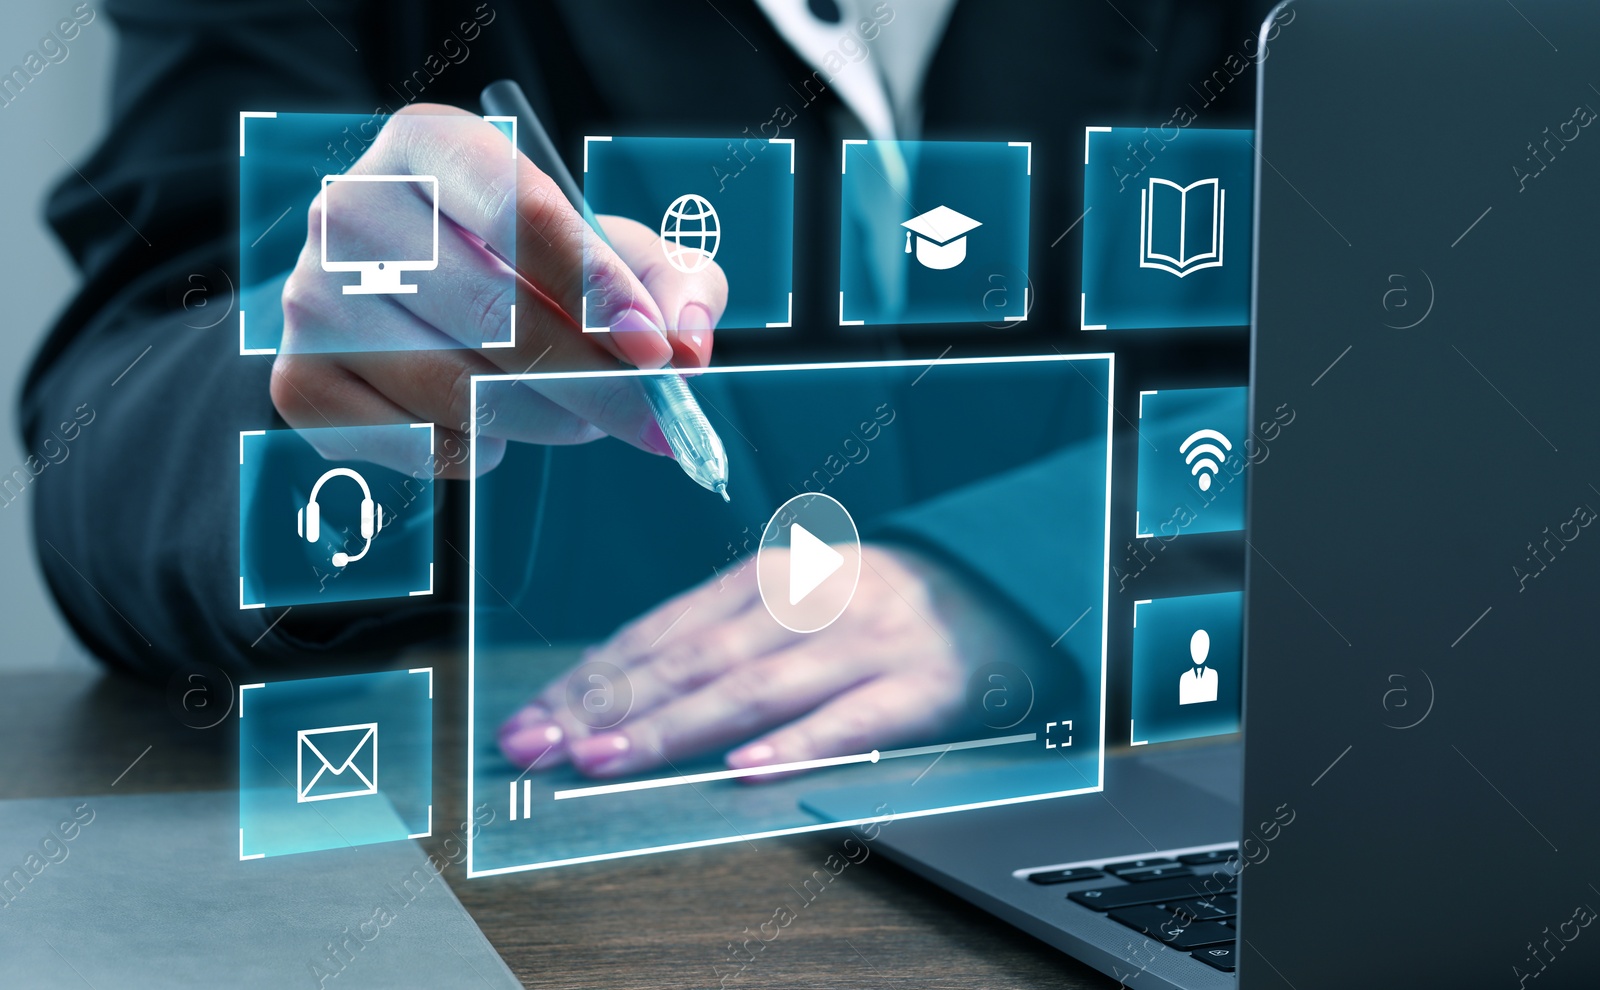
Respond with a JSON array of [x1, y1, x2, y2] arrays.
[[571, 732, 631, 772], [674, 303, 713, 366], [610, 308, 671, 368], [502, 722, 564, 764], [728, 743, 776, 769]]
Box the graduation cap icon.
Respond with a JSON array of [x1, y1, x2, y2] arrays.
[[902, 206, 982, 270]]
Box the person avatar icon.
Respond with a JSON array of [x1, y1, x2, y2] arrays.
[[1178, 629, 1218, 705]]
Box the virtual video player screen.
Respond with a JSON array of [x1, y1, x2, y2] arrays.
[[469, 355, 1112, 873]]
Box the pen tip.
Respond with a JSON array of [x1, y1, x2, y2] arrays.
[[716, 483, 730, 503]]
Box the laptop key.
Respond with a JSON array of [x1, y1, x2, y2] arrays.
[[1069, 874, 1236, 911], [1166, 894, 1236, 921], [1026, 867, 1106, 885], [1161, 922, 1235, 951], [1118, 865, 1193, 883], [1108, 908, 1235, 950], [1105, 857, 1177, 875], [1108, 906, 1188, 940], [1176, 849, 1238, 867], [1193, 944, 1237, 971]]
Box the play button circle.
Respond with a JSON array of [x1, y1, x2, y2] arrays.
[[757, 493, 861, 633]]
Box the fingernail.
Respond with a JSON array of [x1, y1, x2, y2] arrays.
[[570, 732, 631, 773], [727, 743, 776, 769], [501, 722, 564, 765], [674, 303, 714, 367], [639, 420, 674, 458], [610, 308, 672, 368]]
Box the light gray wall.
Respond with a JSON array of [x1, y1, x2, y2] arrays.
[[0, 1, 114, 671]]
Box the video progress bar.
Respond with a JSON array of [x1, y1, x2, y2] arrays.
[[552, 731, 1037, 801]]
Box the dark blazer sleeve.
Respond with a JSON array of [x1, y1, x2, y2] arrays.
[[875, 440, 1109, 685], [19, 0, 458, 680]]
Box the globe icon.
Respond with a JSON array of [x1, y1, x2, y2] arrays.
[[659, 193, 722, 274]]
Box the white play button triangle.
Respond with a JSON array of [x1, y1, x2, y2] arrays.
[[758, 493, 860, 633], [788, 523, 845, 605]]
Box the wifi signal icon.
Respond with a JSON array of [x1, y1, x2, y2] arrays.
[[1180, 429, 1233, 492]]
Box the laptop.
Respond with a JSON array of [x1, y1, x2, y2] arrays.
[[833, 1, 1600, 986]]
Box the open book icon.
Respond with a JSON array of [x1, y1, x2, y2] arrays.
[[1139, 177, 1226, 277]]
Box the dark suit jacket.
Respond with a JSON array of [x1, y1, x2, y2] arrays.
[[23, 0, 1266, 678]]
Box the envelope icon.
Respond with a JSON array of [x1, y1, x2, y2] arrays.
[[296, 723, 378, 803]]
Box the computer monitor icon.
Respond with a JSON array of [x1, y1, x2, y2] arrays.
[[320, 174, 439, 295]]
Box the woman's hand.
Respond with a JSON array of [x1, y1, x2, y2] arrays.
[[499, 544, 1041, 778], [272, 104, 727, 477]]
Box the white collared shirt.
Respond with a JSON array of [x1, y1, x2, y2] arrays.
[[751, 0, 961, 141]]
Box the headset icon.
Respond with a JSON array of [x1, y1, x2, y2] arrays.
[[297, 468, 383, 568]]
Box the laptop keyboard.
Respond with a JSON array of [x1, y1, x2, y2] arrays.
[[1021, 844, 1241, 973]]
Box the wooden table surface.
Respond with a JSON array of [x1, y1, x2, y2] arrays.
[[0, 659, 1115, 989]]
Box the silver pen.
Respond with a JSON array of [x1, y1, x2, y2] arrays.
[[479, 80, 730, 501]]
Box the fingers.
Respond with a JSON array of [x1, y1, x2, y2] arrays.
[[275, 311, 610, 467], [336, 349, 606, 448], [602, 601, 796, 723], [268, 356, 508, 479], [351, 105, 521, 274], [498, 568, 762, 768], [279, 248, 666, 457], [281, 106, 726, 469], [564, 646, 872, 778], [512, 159, 673, 369], [497, 705, 567, 771], [599, 215, 726, 368], [588, 563, 760, 670], [296, 179, 635, 373], [726, 672, 962, 772], [347, 104, 674, 369], [267, 355, 417, 467], [315, 198, 519, 351]]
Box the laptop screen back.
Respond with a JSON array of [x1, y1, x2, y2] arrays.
[[1244, 1, 1600, 986]]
